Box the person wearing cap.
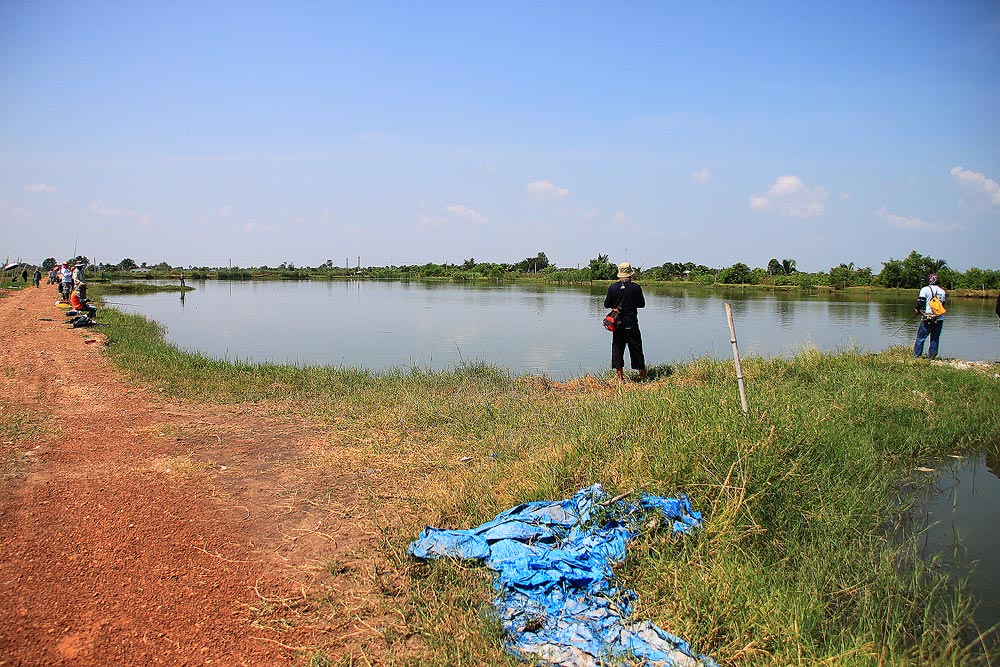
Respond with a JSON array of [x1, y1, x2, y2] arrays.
[[604, 262, 647, 382], [59, 262, 74, 300], [914, 273, 946, 358], [72, 261, 88, 299]]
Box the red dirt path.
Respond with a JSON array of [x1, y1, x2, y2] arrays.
[[0, 287, 382, 666]]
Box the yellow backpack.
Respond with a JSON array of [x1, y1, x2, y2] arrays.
[[928, 288, 946, 317]]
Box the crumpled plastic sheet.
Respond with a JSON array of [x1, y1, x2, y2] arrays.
[[408, 484, 720, 667]]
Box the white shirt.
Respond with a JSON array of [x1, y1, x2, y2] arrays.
[[919, 285, 946, 319]]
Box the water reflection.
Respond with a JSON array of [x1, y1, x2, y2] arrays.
[[985, 445, 1000, 482], [774, 300, 796, 326], [112, 281, 999, 376], [920, 448, 1000, 633]]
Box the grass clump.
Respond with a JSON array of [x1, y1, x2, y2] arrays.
[[96, 303, 1000, 666], [0, 404, 51, 478]]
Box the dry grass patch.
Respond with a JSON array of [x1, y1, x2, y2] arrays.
[[148, 454, 208, 477]]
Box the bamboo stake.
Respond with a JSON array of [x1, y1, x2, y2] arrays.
[[725, 302, 749, 415]]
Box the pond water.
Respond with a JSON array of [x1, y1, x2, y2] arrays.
[[108, 280, 999, 377], [919, 448, 1000, 635]]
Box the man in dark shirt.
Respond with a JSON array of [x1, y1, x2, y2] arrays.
[[604, 262, 646, 382]]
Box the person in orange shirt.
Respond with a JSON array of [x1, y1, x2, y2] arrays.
[[70, 286, 96, 319]]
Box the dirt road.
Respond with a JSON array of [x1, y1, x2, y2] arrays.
[[0, 287, 385, 666]]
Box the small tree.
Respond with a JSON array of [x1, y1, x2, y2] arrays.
[[718, 262, 752, 284], [588, 254, 617, 281], [42, 257, 57, 271], [829, 262, 855, 289], [767, 258, 783, 275]]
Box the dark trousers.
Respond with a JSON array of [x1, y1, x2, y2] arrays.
[[914, 319, 943, 358], [611, 327, 645, 370]]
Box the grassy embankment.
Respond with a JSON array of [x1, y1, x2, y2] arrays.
[[93, 297, 1000, 666]]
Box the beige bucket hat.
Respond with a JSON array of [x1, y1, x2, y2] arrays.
[[617, 262, 635, 278]]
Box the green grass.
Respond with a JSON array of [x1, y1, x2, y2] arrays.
[[97, 282, 193, 294], [95, 302, 1000, 666]]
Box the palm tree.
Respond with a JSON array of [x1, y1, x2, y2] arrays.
[[781, 258, 797, 275]]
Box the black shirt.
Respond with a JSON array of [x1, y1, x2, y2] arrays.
[[604, 280, 645, 328]]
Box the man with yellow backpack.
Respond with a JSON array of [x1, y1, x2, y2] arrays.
[[914, 273, 947, 358]]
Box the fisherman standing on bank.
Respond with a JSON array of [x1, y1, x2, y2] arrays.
[[914, 273, 946, 358], [605, 262, 647, 383]]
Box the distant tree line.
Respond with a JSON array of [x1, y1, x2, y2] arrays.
[[25, 249, 998, 292]]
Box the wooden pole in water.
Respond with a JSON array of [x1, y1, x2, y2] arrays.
[[725, 302, 750, 415]]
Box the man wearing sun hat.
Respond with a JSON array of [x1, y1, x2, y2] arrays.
[[604, 261, 647, 382], [72, 260, 89, 299]]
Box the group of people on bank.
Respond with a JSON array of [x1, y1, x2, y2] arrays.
[[50, 260, 97, 323], [603, 263, 999, 381]]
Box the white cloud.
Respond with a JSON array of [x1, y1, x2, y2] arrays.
[[415, 204, 489, 229], [237, 223, 276, 234], [89, 199, 154, 225], [1, 199, 30, 219], [444, 204, 488, 224], [875, 206, 960, 233], [950, 166, 1000, 206], [22, 183, 55, 193], [748, 175, 828, 218], [610, 211, 644, 233], [219, 205, 234, 217], [527, 179, 569, 199], [89, 200, 137, 217], [690, 168, 711, 184]]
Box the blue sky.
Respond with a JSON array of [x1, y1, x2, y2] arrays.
[[1, 1, 998, 271]]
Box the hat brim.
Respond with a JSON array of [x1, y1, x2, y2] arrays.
[[617, 270, 634, 278]]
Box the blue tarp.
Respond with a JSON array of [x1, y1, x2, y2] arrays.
[[408, 484, 720, 667]]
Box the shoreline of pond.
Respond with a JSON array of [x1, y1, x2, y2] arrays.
[[76, 273, 1000, 301]]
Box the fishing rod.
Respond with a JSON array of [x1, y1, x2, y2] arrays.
[[99, 299, 149, 308], [887, 312, 920, 338]]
